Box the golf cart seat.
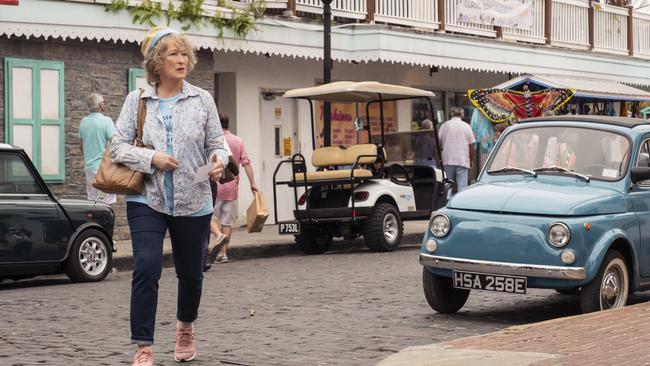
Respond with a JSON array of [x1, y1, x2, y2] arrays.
[[294, 144, 378, 182]]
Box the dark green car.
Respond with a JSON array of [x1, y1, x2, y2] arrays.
[[0, 144, 115, 283]]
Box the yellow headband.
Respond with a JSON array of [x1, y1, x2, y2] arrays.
[[141, 26, 179, 57]]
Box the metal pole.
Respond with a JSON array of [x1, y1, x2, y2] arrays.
[[322, 0, 332, 147]]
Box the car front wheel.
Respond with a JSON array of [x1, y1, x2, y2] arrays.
[[580, 250, 629, 313], [422, 268, 470, 314], [65, 229, 112, 283]]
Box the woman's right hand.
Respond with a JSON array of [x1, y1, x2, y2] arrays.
[[152, 152, 179, 171]]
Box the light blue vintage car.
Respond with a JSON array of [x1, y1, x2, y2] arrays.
[[421, 116, 650, 314]]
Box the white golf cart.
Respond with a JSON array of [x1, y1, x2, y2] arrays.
[[272, 81, 452, 254]]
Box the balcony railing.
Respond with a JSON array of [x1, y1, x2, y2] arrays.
[[72, 0, 650, 60], [374, 0, 439, 29], [551, 0, 590, 49], [229, 0, 288, 8], [502, 0, 546, 44], [296, 0, 367, 20], [634, 12, 650, 58], [593, 4, 629, 55]]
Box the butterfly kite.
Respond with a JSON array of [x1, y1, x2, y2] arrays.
[[468, 85, 574, 123]]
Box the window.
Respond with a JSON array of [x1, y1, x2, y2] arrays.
[[0, 153, 43, 195], [411, 90, 472, 131], [128, 68, 147, 92], [4, 58, 64, 182], [274, 126, 281, 157]]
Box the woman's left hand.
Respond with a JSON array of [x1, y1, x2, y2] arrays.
[[208, 154, 225, 182]]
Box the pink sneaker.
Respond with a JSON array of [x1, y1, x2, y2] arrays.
[[174, 326, 196, 362], [132, 346, 154, 366]]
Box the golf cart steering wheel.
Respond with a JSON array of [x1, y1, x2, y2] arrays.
[[386, 164, 412, 186]]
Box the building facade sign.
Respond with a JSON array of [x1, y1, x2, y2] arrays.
[[457, 0, 534, 30], [316, 102, 396, 147]]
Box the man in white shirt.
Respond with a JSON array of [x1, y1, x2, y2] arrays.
[[438, 107, 476, 197]]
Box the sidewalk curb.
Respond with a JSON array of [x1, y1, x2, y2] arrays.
[[111, 232, 423, 272]]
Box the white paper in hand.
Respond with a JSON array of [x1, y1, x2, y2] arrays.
[[192, 162, 216, 184]]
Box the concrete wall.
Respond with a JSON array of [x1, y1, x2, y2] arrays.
[[0, 35, 214, 241]]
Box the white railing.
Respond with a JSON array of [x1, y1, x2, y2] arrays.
[[444, 0, 496, 37], [374, 0, 439, 30], [593, 5, 629, 55], [502, 0, 545, 44], [228, 0, 288, 8], [551, 0, 590, 49], [633, 12, 650, 58], [296, 0, 367, 20]]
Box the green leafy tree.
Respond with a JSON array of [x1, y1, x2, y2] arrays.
[[106, 0, 266, 38]]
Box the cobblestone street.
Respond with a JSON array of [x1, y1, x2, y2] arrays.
[[2, 248, 642, 366]]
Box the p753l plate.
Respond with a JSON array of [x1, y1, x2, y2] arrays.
[[278, 221, 300, 235], [453, 270, 526, 294]]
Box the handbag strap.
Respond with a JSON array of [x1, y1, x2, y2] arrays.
[[135, 88, 146, 148]]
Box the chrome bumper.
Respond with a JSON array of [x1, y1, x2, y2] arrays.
[[420, 253, 587, 280]]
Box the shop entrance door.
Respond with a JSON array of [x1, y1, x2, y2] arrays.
[[260, 92, 299, 224]]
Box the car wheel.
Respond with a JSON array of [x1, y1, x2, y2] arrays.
[[363, 203, 403, 252], [295, 225, 333, 255], [65, 229, 112, 283], [422, 268, 469, 314], [580, 250, 629, 313]]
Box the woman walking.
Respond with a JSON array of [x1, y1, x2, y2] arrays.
[[111, 27, 228, 365]]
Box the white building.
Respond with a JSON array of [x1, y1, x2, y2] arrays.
[[2, 0, 650, 235]]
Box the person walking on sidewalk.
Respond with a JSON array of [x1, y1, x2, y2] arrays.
[[439, 107, 476, 197], [208, 112, 259, 264], [110, 26, 228, 366], [79, 92, 117, 204]]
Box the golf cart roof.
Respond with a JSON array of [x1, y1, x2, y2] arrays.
[[283, 81, 435, 102]]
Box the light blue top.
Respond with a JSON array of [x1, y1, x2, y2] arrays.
[[79, 112, 115, 171], [127, 92, 212, 217]]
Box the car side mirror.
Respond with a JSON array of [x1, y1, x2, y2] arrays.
[[631, 167, 650, 184]]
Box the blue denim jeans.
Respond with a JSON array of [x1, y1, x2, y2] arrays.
[[127, 202, 211, 345], [444, 165, 469, 198]]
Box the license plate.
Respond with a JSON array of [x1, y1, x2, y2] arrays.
[[453, 271, 527, 294], [278, 221, 301, 235]]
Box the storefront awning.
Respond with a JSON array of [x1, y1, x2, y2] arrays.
[[493, 74, 650, 101]]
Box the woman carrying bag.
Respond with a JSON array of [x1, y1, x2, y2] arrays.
[[110, 27, 228, 366]]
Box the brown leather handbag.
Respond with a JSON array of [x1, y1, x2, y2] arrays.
[[93, 90, 151, 195]]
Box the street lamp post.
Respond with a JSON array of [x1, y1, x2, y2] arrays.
[[322, 0, 332, 147]]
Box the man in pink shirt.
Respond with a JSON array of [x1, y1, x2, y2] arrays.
[[209, 113, 258, 264]]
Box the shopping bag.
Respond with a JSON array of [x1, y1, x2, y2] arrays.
[[246, 191, 269, 233]]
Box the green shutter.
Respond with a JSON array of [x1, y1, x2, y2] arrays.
[[128, 68, 146, 92], [4, 58, 65, 182]]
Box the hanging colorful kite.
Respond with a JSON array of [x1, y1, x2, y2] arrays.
[[468, 85, 574, 123]]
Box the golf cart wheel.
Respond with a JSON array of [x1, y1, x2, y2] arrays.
[[65, 229, 112, 283], [580, 250, 629, 313], [295, 226, 333, 255], [422, 268, 469, 314], [363, 203, 403, 252]]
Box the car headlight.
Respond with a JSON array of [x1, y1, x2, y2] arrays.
[[430, 214, 451, 237], [548, 223, 571, 247]]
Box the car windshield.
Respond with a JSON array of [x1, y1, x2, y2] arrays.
[[487, 126, 630, 181]]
